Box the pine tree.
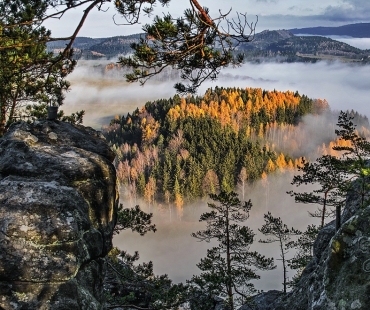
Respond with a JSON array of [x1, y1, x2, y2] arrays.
[[289, 111, 370, 231], [259, 212, 301, 293], [107, 205, 189, 309], [0, 0, 75, 135], [288, 155, 346, 228], [286, 224, 319, 288], [114, 204, 157, 236], [191, 191, 275, 309], [333, 111, 370, 209]]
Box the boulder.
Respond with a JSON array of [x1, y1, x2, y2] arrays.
[[0, 120, 118, 309]]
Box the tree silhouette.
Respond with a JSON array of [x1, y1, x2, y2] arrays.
[[289, 111, 370, 231], [0, 0, 75, 135], [333, 111, 370, 209], [114, 204, 157, 236], [259, 212, 301, 293], [288, 155, 346, 228], [191, 191, 275, 309], [107, 204, 191, 309], [286, 224, 319, 288], [120, 1, 257, 94]]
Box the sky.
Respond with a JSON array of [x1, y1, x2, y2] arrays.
[[45, 0, 370, 38]]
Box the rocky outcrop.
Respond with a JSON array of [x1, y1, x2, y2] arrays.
[[0, 120, 118, 309], [244, 183, 370, 310]]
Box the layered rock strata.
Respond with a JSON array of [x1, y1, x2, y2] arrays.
[[0, 120, 118, 309]]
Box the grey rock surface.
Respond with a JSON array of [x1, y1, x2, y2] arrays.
[[0, 120, 118, 309]]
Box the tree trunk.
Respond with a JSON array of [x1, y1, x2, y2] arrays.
[[321, 192, 328, 228], [336, 205, 341, 231], [0, 99, 6, 137], [279, 237, 287, 294], [225, 206, 234, 309]]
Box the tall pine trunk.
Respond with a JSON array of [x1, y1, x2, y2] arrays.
[[279, 237, 287, 294], [0, 99, 6, 137], [225, 206, 234, 309]]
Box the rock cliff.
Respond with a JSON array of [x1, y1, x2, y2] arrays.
[[0, 120, 118, 309]]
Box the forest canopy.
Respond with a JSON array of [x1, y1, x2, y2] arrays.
[[103, 86, 321, 212]]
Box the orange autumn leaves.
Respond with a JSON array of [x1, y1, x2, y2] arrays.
[[167, 87, 301, 132]]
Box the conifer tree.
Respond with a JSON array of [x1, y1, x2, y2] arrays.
[[288, 155, 346, 228], [259, 212, 301, 293], [285, 224, 319, 287], [114, 204, 157, 236], [0, 0, 75, 135], [333, 111, 370, 209], [191, 191, 275, 309], [107, 205, 191, 309], [121, 1, 257, 94], [289, 111, 370, 231]]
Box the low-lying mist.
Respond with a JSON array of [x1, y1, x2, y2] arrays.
[[115, 172, 317, 292], [62, 59, 370, 130], [62, 60, 177, 128]]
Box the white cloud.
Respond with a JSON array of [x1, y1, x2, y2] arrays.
[[322, 0, 370, 21], [44, 0, 370, 38]]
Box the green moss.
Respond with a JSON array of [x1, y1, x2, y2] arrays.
[[346, 224, 356, 232], [337, 299, 347, 308], [332, 240, 341, 254]]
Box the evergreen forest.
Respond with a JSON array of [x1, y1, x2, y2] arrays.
[[103, 86, 324, 211]]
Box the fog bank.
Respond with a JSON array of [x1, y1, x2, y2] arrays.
[[62, 59, 370, 129], [114, 172, 317, 291]]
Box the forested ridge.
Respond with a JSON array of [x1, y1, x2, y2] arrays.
[[289, 23, 370, 38], [103, 87, 324, 209], [48, 29, 370, 63], [243, 34, 370, 63]]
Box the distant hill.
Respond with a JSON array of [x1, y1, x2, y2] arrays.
[[239, 29, 370, 63], [47, 36, 105, 50], [47, 29, 370, 63], [87, 33, 142, 57], [289, 23, 370, 38], [47, 33, 143, 59], [240, 29, 295, 50]]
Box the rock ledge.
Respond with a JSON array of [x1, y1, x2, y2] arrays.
[[0, 120, 118, 310]]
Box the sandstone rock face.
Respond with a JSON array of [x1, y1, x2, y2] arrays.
[[0, 120, 118, 309]]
